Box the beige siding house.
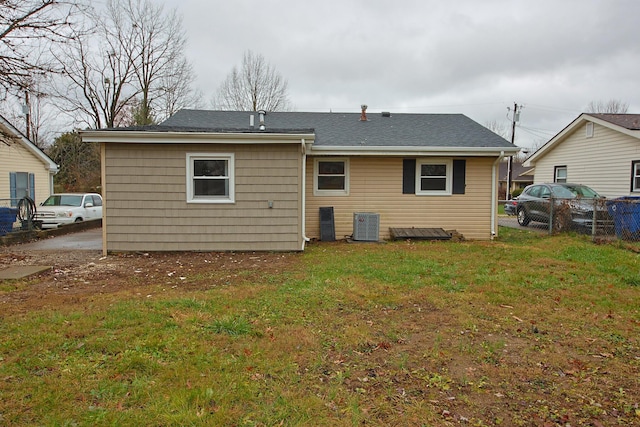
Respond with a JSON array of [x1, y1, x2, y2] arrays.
[[524, 114, 640, 198], [82, 108, 518, 253], [305, 156, 496, 241], [0, 114, 58, 207]]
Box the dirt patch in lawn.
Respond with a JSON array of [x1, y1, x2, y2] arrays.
[[0, 249, 296, 316]]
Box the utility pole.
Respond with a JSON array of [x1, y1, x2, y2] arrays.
[[506, 102, 521, 200], [24, 90, 31, 141]]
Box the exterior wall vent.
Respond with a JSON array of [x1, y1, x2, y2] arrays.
[[586, 122, 594, 138], [353, 212, 380, 241]]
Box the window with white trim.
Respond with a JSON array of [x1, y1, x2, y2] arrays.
[[314, 158, 349, 195], [554, 166, 567, 183], [632, 161, 640, 192], [186, 153, 234, 203], [416, 159, 452, 195]]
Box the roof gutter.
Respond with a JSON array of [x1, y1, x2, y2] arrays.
[[307, 145, 519, 157], [491, 151, 505, 239]]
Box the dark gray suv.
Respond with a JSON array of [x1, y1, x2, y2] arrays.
[[516, 183, 610, 231]]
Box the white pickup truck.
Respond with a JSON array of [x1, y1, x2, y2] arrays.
[[35, 193, 103, 229]]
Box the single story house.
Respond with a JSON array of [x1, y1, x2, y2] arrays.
[[498, 160, 534, 199], [81, 107, 519, 253], [0, 113, 58, 206], [524, 113, 640, 198]]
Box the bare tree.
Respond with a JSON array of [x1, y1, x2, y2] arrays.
[[484, 120, 510, 139], [113, 0, 196, 125], [586, 99, 629, 114], [213, 50, 291, 112], [0, 0, 85, 98], [156, 58, 204, 120], [54, 0, 197, 128], [24, 83, 57, 147], [54, 21, 137, 129], [0, 74, 61, 147]]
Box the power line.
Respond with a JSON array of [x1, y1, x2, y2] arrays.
[[517, 125, 556, 138]]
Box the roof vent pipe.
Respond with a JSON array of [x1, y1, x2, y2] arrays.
[[258, 110, 266, 131], [381, 111, 391, 117], [249, 114, 255, 129], [360, 104, 368, 121]]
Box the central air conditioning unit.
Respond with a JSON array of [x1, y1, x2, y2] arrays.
[[353, 212, 380, 242]]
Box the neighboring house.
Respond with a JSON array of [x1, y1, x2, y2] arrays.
[[0, 114, 58, 207], [81, 108, 518, 253], [498, 160, 534, 198], [524, 114, 640, 198]]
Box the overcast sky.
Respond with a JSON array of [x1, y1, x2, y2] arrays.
[[162, 0, 639, 151]]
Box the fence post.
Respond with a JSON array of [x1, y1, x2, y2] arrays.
[[549, 196, 554, 234], [591, 199, 597, 237]]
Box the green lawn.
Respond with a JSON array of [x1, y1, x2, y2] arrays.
[[1, 227, 639, 426]]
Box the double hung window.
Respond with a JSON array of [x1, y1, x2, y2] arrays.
[[554, 166, 567, 183], [314, 158, 349, 195], [186, 153, 234, 203], [416, 159, 452, 195]]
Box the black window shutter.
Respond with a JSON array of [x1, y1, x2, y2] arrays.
[[452, 159, 466, 194], [403, 159, 416, 194]]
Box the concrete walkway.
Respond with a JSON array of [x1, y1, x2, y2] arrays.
[[0, 265, 52, 280]]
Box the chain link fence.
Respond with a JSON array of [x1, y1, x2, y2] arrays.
[[511, 196, 640, 241], [0, 197, 39, 236], [602, 197, 640, 241]]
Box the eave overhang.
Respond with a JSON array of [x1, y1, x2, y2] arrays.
[[80, 130, 316, 144], [306, 145, 520, 157]]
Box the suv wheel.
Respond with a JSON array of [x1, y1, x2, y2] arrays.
[[517, 208, 530, 226]]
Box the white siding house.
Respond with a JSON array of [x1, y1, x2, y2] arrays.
[[524, 114, 640, 198]]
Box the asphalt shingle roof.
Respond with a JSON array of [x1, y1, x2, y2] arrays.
[[157, 109, 514, 149], [589, 114, 640, 130]]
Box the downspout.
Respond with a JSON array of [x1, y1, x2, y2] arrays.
[[301, 139, 310, 250], [491, 151, 505, 239]]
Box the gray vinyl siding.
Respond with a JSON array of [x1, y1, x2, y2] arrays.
[[533, 123, 640, 198], [305, 156, 495, 241], [103, 143, 303, 252]]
